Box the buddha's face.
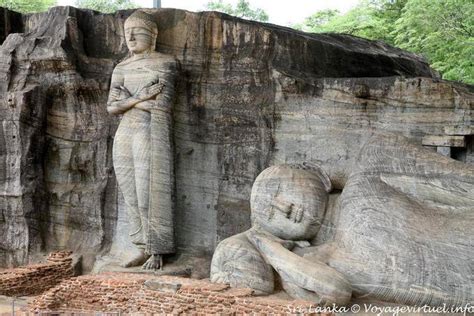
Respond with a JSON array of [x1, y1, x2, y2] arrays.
[[251, 166, 329, 241], [125, 26, 155, 54]]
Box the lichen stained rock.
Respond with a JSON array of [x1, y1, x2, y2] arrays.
[[0, 6, 471, 270]]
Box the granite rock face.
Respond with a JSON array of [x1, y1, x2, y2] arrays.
[[0, 6, 472, 270], [211, 152, 474, 306]]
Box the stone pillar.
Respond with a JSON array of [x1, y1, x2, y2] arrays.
[[436, 146, 451, 157]]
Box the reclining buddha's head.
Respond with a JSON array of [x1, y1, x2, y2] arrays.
[[250, 164, 331, 240]]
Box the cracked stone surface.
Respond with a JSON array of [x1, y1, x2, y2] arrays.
[[0, 6, 472, 272]]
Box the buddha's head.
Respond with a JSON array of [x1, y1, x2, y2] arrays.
[[250, 164, 331, 241], [124, 10, 158, 54]]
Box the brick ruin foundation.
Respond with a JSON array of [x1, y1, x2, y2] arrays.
[[30, 273, 324, 314], [0, 251, 74, 297], [0, 252, 326, 314]]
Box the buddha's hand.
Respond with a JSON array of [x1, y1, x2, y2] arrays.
[[135, 82, 165, 101], [109, 85, 131, 101], [247, 227, 295, 251]]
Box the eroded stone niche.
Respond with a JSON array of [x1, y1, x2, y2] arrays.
[[0, 6, 471, 270]]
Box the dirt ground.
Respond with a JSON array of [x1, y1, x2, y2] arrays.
[[0, 296, 30, 315]]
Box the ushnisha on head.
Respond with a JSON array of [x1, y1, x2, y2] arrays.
[[124, 10, 158, 54], [250, 164, 332, 241]]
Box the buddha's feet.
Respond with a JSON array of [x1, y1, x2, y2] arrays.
[[121, 251, 149, 268], [142, 254, 162, 270]]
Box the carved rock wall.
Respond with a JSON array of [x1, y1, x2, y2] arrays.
[[0, 7, 471, 269], [271, 76, 473, 188]]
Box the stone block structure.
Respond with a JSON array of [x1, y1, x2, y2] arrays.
[[30, 273, 324, 314], [0, 251, 73, 296]]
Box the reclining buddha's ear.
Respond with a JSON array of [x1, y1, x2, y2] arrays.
[[313, 164, 332, 193], [290, 162, 332, 193]]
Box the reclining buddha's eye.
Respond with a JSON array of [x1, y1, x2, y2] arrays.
[[271, 196, 293, 218], [270, 196, 306, 223]]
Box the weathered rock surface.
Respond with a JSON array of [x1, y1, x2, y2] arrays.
[[0, 6, 472, 270], [211, 152, 474, 306]]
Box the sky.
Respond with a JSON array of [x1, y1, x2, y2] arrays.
[[56, 0, 360, 26]]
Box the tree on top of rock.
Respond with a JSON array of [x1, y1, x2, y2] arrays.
[[206, 0, 269, 22], [298, 0, 473, 84], [0, 0, 56, 13], [75, 0, 137, 13]]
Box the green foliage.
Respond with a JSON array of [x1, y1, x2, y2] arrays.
[[206, 0, 269, 22], [304, 9, 340, 28], [300, 1, 406, 45], [300, 0, 473, 84], [75, 0, 137, 13], [394, 0, 473, 84], [0, 0, 56, 13]]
